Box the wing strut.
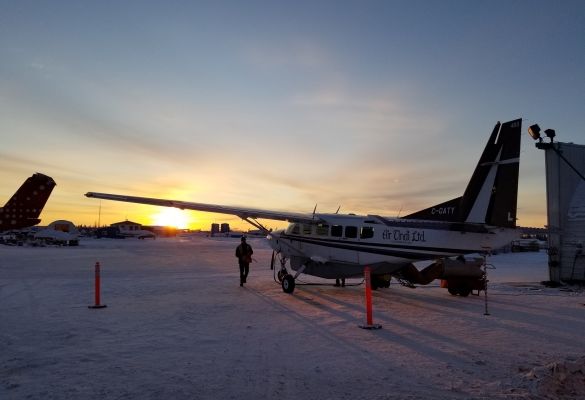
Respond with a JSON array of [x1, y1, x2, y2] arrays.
[[241, 217, 271, 234]]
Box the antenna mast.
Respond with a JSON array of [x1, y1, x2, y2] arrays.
[[98, 201, 102, 228]]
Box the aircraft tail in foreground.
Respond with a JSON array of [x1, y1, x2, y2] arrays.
[[403, 119, 522, 228], [0, 173, 56, 231]]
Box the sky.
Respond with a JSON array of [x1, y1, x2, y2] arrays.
[[1, 0, 584, 230]]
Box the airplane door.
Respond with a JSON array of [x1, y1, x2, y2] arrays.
[[341, 225, 360, 264], [314, 223, 331, 261]]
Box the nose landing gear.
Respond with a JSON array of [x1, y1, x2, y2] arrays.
[[281, 274, 295, 293], [274, 253, 296, 294]]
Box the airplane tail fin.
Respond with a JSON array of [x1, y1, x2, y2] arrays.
[[0, 173, 56, 230], [403, 119, 522, 228]]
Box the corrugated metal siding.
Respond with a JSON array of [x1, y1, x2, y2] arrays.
[[560, 181, 585, 280], [544, 142, 585, 282]]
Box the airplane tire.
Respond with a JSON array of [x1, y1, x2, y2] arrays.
[[458, 287, 471, 297], [277, 270, 286, 283], [282, 274, 295, 294], [448, 288, 458, 296]]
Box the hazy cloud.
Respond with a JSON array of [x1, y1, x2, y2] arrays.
[[241, 39, 329, 70]]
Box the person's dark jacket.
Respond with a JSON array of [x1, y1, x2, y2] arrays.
[[235, 242, 253, 264]]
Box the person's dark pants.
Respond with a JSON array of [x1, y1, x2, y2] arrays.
[[239, 262, 249, 284]]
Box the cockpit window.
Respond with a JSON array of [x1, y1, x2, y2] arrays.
[[360, 226, 374, 239], [345, 226, 358, 238], [331, 225, 343, 237]]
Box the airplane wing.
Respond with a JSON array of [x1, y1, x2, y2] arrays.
[[85, 192, 319, 224]]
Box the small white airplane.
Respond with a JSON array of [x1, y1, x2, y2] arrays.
[[86, 119, 522, 296], [33, 221, 80, 246]]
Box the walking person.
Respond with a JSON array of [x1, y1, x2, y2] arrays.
[[235, 236, 253, 286]]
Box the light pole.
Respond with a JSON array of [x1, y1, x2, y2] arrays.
[[529, 124, 585, 181]]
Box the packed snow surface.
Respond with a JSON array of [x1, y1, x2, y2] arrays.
[[1, 237, 584, 399]]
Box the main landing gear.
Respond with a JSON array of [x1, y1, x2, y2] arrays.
[[447, 285, 472, 297], [370, 274, 391, 290]]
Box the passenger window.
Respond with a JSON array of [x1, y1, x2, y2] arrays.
[[345, 226, 358, 238], [360, 226, 374, 239], [291, 224, 300, 235], [316, 224, 329, 236], [331, 225, 343, 237], [302, 224, 312, 235]]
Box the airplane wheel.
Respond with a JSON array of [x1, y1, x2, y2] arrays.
[[282, 274, 295, 294], [277, 270, 286, 283], [458, 287, 471, 297], [448, 288, 458, 296]]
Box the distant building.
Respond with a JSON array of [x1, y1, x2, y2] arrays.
[[210, 223, 230, 236], [211, 223, 220, 236], [111, 220, 142, 232], [110, 220, 155, 239], [95, 226, 125, 239]]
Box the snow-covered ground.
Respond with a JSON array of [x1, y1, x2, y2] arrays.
[[1, 237, 584, 399]]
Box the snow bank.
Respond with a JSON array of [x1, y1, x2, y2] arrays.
[[494, 356, 585, 399]]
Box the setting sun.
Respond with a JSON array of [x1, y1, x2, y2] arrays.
[[151, 208, 190, 229]]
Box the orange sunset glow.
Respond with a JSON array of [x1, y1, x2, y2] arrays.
[[151, 208, 191, 229], [2, 2, 584, 230]]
